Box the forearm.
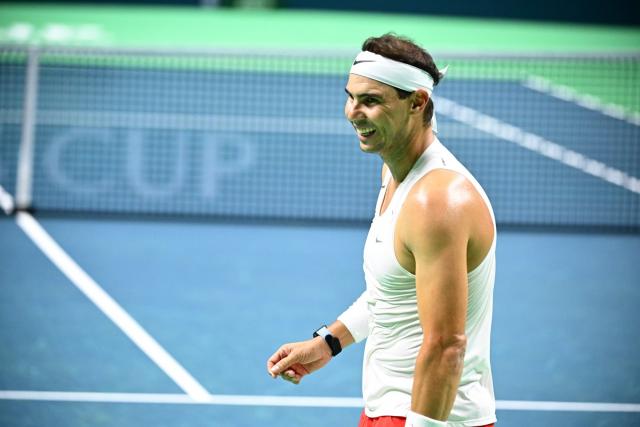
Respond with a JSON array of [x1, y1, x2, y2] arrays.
[[327, 320, 355, 350], [410, 336, 466, 420]]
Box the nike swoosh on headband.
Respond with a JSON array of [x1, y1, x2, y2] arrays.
[[352, 60, 376, 65]]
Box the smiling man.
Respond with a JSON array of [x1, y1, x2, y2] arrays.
[[267, 34, 497, 427]]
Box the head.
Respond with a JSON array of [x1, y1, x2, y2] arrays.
[[362, 34, 441, 126], [344, 34, 442, 155]]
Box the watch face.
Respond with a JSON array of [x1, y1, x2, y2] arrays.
[[315, 326, 330, 338]]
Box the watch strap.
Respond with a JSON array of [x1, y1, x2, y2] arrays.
[[313, 325, 342, 356]]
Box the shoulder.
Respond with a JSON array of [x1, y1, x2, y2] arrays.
[[399, 169, 479, 245], [407, 169, 478, 220]]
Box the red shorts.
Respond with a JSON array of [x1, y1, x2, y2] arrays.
[[358, 410, 495, 427]]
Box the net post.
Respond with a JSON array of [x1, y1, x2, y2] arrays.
[[15, 46, 40, 210]]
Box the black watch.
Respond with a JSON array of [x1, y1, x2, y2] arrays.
[[313, 325, 342, 356]]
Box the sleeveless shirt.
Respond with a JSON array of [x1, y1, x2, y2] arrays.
[[338, 139, 497, 427]]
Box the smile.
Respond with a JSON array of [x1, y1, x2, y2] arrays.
[[356, 127, 376, 137]]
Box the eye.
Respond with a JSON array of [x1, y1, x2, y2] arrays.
[[363, 97, 379, 106]]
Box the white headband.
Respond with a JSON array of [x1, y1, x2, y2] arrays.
[[349, 51, 447, 132]]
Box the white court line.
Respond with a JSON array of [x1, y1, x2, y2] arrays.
[[0, 391, 639, 413], [11, 210, 211, 402], [0, 391, 362, 408], [436, 96, 640, 195], [524, 75, 640, 127], [498, 399, 640, 413], [0, 184, 15, 215]]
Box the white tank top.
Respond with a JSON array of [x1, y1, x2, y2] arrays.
[[344, 139, 497, 427]]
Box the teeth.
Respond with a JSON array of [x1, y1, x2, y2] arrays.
[[357, 128, 375, 136]]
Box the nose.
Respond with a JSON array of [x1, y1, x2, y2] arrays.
[[344, 98, 361, 121]]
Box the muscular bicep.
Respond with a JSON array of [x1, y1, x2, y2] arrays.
[[399, 174, 473, 343], [413, 225, 468, 343]]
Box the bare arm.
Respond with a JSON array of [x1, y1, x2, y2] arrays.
[[328, 319, 356, 348], [399, 172, 472, 421]]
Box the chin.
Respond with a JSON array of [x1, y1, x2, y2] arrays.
[[359, 141, 382, 154]]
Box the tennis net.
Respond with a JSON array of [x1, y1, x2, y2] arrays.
[[1, 46, 638, 229]]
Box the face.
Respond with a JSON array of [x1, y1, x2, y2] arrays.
[[344, 74, 413, 155]]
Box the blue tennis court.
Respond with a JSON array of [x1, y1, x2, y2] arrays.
[[0, 215, 639, 426]]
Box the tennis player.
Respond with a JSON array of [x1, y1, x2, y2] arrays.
[[267, 34, 497, 427]]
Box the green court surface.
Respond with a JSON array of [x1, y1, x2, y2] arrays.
[[1, 3, 639, 52]]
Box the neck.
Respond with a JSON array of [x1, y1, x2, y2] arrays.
[[383, 126, 435, 183]]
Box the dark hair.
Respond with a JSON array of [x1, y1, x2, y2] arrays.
[[362, 33, 440, 127]]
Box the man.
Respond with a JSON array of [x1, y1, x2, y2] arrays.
[[267, 34, 497, 427]]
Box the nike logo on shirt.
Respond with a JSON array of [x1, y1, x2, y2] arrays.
[[353, 60, 376, 65]]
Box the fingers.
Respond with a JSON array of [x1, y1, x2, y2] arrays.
[[267, 342, 316, 384], [267, 345, 291, 378], [270, 350, 297, 377], [281, 369, 301, 385], [267, 345, 288, 367]]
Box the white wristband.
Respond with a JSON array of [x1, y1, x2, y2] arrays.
[[405, 410, 447, 427]]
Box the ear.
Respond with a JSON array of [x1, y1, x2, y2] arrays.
[[410, 89, 429, 115]]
